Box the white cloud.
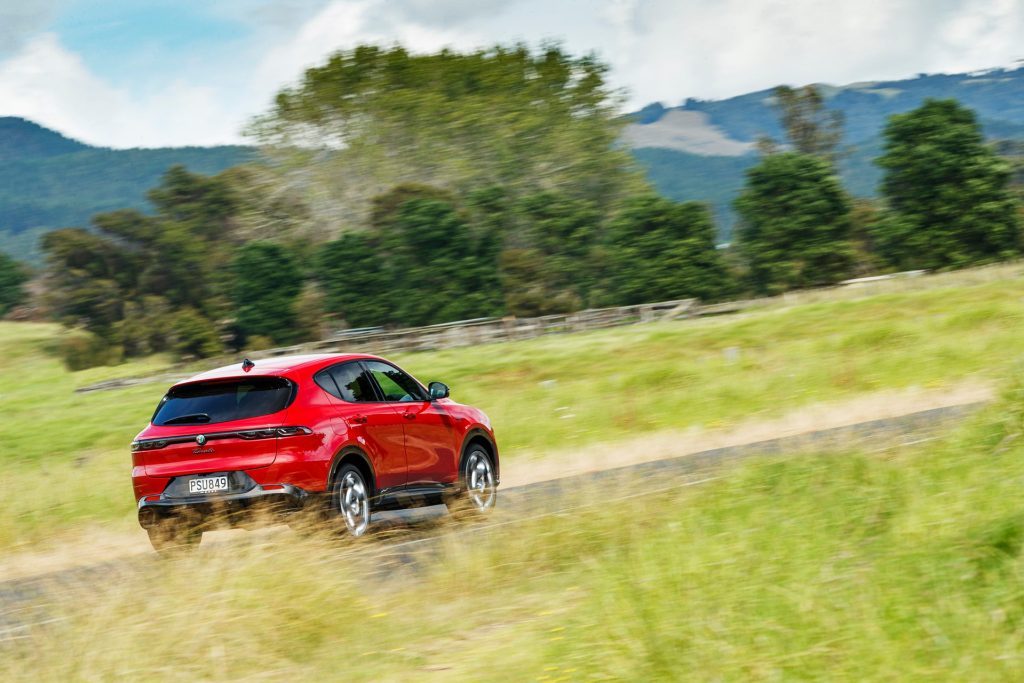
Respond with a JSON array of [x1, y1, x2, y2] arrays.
[[252, 0, 374, 91], [605, 0, 1024, 109], [0, 0, 65, 55], [0, 33, 247, 147], [1, 0, 1023, 147], [0, 1, 490, 148], [934, 0, 1024, 73], [252, 0, 486, 91]]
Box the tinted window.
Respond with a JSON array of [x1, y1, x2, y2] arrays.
[[365, 361, 428, 402], [314, 370, 342, 400], [153, 377, 293, 426], [315, 362, 378, 402]]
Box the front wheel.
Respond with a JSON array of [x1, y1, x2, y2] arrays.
[[332, 464, 371, 537], [447, 448, 497, 517]]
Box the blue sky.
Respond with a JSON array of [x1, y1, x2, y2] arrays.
[[1, 0, 1022, 148], [55, 2, 250, 87]]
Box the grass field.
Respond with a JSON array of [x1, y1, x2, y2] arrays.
[[2, 265, 1024, 549], [6, 385, 1024, 680]]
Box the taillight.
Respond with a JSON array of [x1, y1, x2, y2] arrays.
[[131, 440, 167, 452], [238, 429, 279, 440], [130, 426, 311, 451], [238, 426, 313, 439]]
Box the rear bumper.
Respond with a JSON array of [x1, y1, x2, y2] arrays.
[[137, 483, 309, 529]]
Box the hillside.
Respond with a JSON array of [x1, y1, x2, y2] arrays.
[[633, 137, 883, 237], [3, 260, 1023, 678], [2, 65, 1023, 262], [0, 117, 253, 263], [627, 65, 1024, 239], [1, 262, 1021, 548]]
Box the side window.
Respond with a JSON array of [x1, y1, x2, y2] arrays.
[[365, 361, 428, 402], [315, 363, 378, 402]]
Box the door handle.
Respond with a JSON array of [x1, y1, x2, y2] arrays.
[[350, 415, 368, 425], [403, 412, 416, 420]]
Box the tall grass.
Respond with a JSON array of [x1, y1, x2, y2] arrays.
[[7, 386, 1024, 680], [2, 271, 1024, 548]]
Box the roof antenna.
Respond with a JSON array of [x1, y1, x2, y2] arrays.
[[242, 358, 255, 372]]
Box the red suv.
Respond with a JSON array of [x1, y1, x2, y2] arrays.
[[131, 354, 499, 551]]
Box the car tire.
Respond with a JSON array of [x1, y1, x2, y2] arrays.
[[447, 446, 497, 518], [147, 515, 202, 555], [332, 464, 372, 537]]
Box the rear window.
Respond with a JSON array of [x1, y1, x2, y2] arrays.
[[152, 377, 294, 426]]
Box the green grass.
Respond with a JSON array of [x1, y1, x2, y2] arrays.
[[2, 268, 1024, 548], [7, 384, 1024, 680]]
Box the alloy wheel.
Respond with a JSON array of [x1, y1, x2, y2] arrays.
[[339, 470, 370, 536], [465, 450, 496, 511]]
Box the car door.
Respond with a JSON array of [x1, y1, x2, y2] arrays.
[[315, 362, 407, 493], [363, 360, 460, 487]]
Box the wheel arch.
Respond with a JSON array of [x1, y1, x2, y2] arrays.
[[459, 428, 499, 484], [327, 446, 377, 497]]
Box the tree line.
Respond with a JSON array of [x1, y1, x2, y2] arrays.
[[5, 45, 1022, 367], [38, 166, 730, 367], [738, 89, 1021, 293]]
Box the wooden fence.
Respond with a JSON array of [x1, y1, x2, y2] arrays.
[[76, 268, 946, 393], [252, 298, 708, 358], [76, 297, 752, 392]]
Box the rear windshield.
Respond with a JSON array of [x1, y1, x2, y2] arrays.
[[152, 377, 294, 426]]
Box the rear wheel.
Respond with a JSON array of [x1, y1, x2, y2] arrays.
[[147, 515, 202, 555], [332, 464, 371, 537], [447, 447, 497, 517]]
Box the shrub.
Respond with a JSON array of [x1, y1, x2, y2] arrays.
[[58, 330, 122, 370], [170, 308, 222, 359]]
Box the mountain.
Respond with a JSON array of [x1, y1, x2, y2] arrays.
[[0, 117, 89, 158], [0, 117, 254, 263], [3, 65, 1023, 263], [626, 65, 1024, 240]]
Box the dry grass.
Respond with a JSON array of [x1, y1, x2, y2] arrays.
[[6, 386, 1024, 679], [2, 263, 1023, 552]]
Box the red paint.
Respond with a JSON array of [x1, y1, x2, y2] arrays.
[[130, 353, 498, 503]]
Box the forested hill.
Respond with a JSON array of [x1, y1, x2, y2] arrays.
[[0, 117, 89, 157], [3, 66, 1024, 262], [628, 65, 1024, 239], [0, 117, 253, 263]]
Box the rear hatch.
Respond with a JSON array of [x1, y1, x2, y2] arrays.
[[134, 376, 295, 478]]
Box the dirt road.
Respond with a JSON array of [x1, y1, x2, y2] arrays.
[[0, 380, 993, 583]]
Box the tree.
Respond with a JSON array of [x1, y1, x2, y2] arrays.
[[872, 99, 1021, 270], [249, 44, 646, 234], [472, 190, 603, 316], [147, 164, 239, 239], [735, 153, 854, 293], [848, 198, 883, 276], [231, 242, 304, 345], [316, 232, 391, 329], [604, 195, 732, 305], [0, 251, 29, 316], [379, 198, 504, 326], [992, 140, 1024, 202], [498, 248, 580, 316], [41, 228, 134, 334], [316, 192, 505, 328], [517, 192, 601, 304], [770, 85, 844, 161], [370, 183, 455, 231], [171, 308, 223, 359], [42, 166, 244, 362]]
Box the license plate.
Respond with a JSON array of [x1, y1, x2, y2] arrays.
[[188, 476, 229, 495]]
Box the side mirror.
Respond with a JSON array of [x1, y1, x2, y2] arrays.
[[428, 381, 450, 400]]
